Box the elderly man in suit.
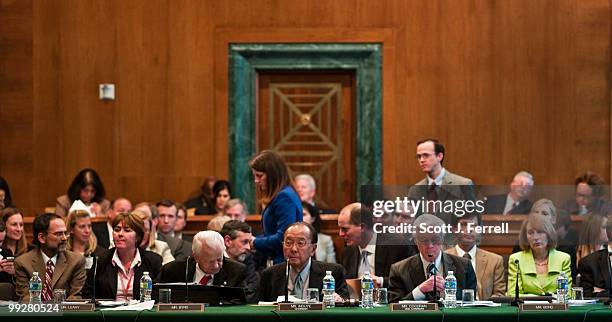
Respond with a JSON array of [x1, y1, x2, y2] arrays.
[[445, 214, 505, 300], [160, 230, 247, 290], [259, 222, 348, 301], [14, 213, 86, 302], [484, 171, 534, 215], [408, 139, 476, 225], [389, 214, 477, 302]]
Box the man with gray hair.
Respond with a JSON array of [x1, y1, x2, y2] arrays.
[[294, 174, 336, 213], [224, 199, 249, 222], [388, 214, 476, 302], [485, 171, 534, 214], [160, 230, 247, 290]]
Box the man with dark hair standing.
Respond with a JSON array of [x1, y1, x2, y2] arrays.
[[409, 139, 476, 225], [220, 220, 259, 303], [14, 213, 86, 302], [156, 199, 192, 261]]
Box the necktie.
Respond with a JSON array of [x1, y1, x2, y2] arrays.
[[293, 275, 303, 299], [426, 263, 436, 278], [359, 250, 370, 277], [42, 259, 54, 301], [427, 183, 438, 201], [463, 253, 472, 260], [199, 274, 211, 286]]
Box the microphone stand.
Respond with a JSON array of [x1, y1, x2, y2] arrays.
[[91, 254, 98, 305], [428, 264, 441, 305], [604, 252, 612, 306], [282, 260, 291, 303], [510, 259, 523, 307], [185, 256, 190, 303]]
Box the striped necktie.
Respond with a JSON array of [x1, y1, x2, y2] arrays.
[[42, 259, 54, 301]]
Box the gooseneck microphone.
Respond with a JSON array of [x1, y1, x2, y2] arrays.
[[510, 259, 523, 307], [428, 262, 439, 304], [605, 252, 612, 305], [283, 260, 291, 303], [185, 256, 190, 302], [91, 253, 98, 304]]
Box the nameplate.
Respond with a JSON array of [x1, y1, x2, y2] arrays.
[[390, 303, 438, 311], [520, 303, 567, 311], [60, 303, 95, 312], [157, 303, 205, 312], [277, 303, 325, 311]]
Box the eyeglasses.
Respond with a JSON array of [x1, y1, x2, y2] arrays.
[[283, 239, 312, 248], [48, 231, 70, 238], [416, 237, 442, 245]]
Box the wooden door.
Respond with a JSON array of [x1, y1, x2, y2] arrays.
[[257, 71, 355, 211]]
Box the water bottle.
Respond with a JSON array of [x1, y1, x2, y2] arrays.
[[322, 270, 335, 308], [444, 271, 457, 308], [556, 272, 569, 304], [140, 271, 153, 302], [360, 271, 374, 309], [29, 272, 42, 304]]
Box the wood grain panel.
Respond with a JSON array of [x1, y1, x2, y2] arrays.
[[0, 0, 609, 215]]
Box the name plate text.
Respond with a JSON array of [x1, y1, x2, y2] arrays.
[[390, 303, 438, 311], [278, 303, 325, 311], [520, 303, 567, 311], [157, 303, 205, 312]]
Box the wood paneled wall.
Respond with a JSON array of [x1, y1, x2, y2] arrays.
[[1, 0, 610, 214]]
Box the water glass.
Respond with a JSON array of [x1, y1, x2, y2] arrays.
[[53, 289, 66, 304], [571, 287, 583, 300], [461, 289, 475, 305], [307, 288, 319, 303], [374, 288, 388, 305], [159, 288, 172, 303]]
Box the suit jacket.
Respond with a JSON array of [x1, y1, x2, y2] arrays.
[[578, 249, 611, 297], [506, 249, 572, 296], [341, 234, 416, 287], [316, 233, 336, 263], [0, 248, 14, 284], [445, 247, 505, 300], [408, 170, 476, 225], [92, 221, 111, 249], [388, 252, 477, 302], [84, 248, 162, 300], [259, 259, 349, 302], [55, 195, 110, 217], [14, 248, 86, 302], [253, 186, 303, 265], [241, 252, 261, 303], [158, 232, 192, 261], [484, 194, 532, 215]]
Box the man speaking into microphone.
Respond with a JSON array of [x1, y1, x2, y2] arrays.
[[388, 214, 476, 302]]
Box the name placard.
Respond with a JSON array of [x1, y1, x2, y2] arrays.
[[520, 303, 567, 311], [157, 303, 205, 312], [390, 303, 438, 311], [60, 303, 95, 312], [277, 303, 325, 311]]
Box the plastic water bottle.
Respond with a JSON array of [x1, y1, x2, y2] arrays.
[[361, 271, 374, 309], [140, 271, 153, 302], [444, 271, 457, 308], [322, 270, 335, 308], [556, 272, 569, 304], [29, 272, 42, 304]]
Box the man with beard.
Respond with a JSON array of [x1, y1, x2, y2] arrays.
[[14, 213, 86, 302], [220, 220, 260, 303]]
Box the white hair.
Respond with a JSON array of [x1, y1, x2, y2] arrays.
[[192, 230, 225, 255], [295, 174, 316, 190], [514, 171, 534, 185]]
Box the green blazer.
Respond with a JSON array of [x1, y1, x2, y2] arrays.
[[506, 249, 572, 297]]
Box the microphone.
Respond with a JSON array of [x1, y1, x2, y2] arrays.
[[185, 256, 190, 303], [283, 259, 291, 303], [91, 253, 98, 304], [428, 262, 439, 304], [510, 259, 523, 307], [605, 252, 612, 305]]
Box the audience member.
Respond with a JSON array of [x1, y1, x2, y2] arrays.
[[224, 199, 249, 222], [212, 180, 232, 216], [92, 197, 132, 249], [207, 215, 230, 232], [484, 171, 534, 214], [133, 210, 174, 265], [446, 214, 505, 300], [14, 213, 86, 302], [389, 214, 477, 302], [185, 176, 216, 215], [0, 176, 14, 210], [220, 220, 259, 303], [301, 202, 336, 263], [338, 203, 415, 287], [55, 168, 110, 217], [250, 150, 302, 265], [259, 222, 348, 301], [294, 174, 336, 213], [578, 217, 612, 297], [562, 172, 609, 216], [576, 214, 608, 264], [1, 207, 27, 257], [506, 213, 572, 296], [86, 212, 162, 301], [174, 204, 192, 242], [160, 230, 247, 303], [155, 199, 192, 261], [408, 139, 476, 225], [0, 221, 14, 284], [65, 210, 105, 259]]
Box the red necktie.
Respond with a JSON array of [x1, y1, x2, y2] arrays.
[[199, 275, 211, 285], [42, 259, 54, 301]]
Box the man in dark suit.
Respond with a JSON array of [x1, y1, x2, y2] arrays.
[[160, 230, 247, 290], [389, 214, 477, 302], [484, 171, 534, 215], [578, 223, 612, 298], [259, 222, 349, 302], [14, 213, 86, 302], [156, 199, 192, 261], [220, 220, 259, 303], [338, 203, 415, 287], [92, 197, 132, 248]]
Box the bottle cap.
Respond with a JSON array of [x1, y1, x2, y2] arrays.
[[448, 270, 454, 274], [326, 271, 332, 275]]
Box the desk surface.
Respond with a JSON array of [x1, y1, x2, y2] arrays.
[[1, 304, 611, 322]]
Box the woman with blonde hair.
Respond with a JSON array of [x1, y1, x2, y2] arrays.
[[576, 214, 608, 264], [133, 210, 174, 264], [65, 210, 104, 260]]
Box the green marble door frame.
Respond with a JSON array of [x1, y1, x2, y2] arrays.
[[229, 43, 382, 212]]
